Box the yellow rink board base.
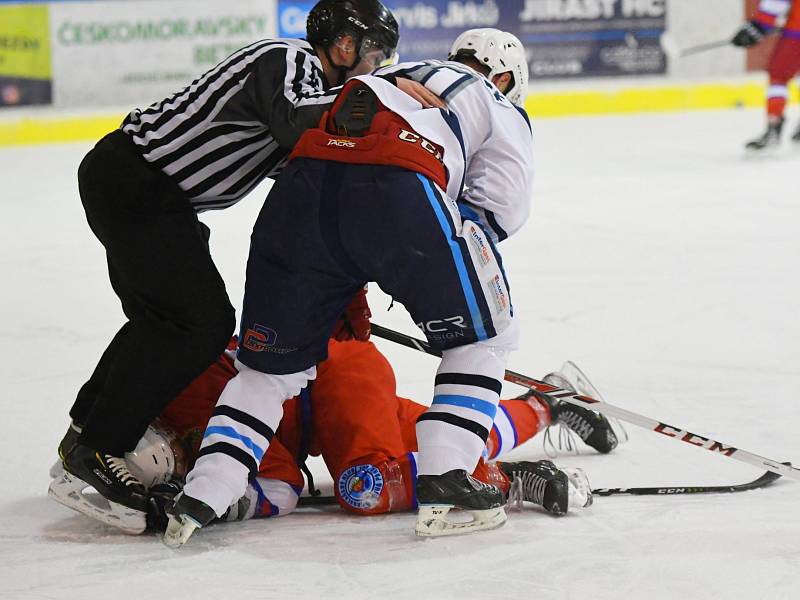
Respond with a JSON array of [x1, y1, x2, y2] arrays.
[[1, 80, 797, 146]]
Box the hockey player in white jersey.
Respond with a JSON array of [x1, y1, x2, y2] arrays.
[[162, 29, 535, 547]]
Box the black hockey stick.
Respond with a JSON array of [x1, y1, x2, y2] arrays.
[[296, 467, 783, 506], [592, 469, 782, 496], [370, 324, 799, 482], [297, 469, 781, 508]]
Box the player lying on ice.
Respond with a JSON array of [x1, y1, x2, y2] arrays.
[[51, 334, 618, 532], [157, 28, 606, 545]]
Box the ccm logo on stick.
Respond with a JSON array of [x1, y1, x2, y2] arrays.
[[654, 423, 738, 456]]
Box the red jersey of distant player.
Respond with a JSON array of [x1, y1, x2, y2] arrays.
[[159, 338, 551, 518]]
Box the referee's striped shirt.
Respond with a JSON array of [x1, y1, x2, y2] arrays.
[[121, 38, 337, 212]]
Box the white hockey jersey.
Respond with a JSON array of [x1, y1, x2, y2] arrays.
[[358, 60, 534, 242]]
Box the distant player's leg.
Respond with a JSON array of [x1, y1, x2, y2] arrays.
[[747, 35, 800, 150]]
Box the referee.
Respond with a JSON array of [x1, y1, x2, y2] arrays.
[[50, 0, 422, 530]]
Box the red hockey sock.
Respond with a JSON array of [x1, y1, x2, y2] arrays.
[[767, 95, 787, 121], [486, 396, 553, 460]]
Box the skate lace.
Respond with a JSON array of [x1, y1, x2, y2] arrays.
[[543, 424, 580, 458], [507, 471, 547, 510], [105, 456, 141, 487], [559, 410, 594, 441]]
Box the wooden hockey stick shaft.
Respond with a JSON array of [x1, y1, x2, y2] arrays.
[[371, 324, 799, 482]]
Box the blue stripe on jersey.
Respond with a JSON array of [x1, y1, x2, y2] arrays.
[[440, 74, 473, 100], [432, 394, 498, 420], [416, 174, 487, 340], [484, 209, 508, 242], [515, 105, 532, 133], [499, 404, 518, 448], [203, 426, 265, 462], [438, 108, 467, 198]]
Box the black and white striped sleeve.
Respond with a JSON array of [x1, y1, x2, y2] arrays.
[[250, 45, 340, 149]]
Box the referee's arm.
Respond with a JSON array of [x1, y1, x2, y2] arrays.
[[251, 47, 340, 149]]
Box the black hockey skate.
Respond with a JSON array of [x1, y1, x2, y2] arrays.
[[49, 443, 149, 534], [500, 460, 592, 516], [415, 469, 507, 537], [49, 421, 82, 478], [745, 118, 783, 152], [163, 492, 217, 548], [523, 371, 619, 454]]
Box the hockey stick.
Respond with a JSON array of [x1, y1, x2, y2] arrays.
[[592, 469, 782, 496], [296, 468, 782, 508], [371, 324, 800, 482], [658, 32, 731, 59], [679, 39, 732, 57]]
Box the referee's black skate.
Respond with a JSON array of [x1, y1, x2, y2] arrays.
[[746, 118, 783, 152], [500, 459, 592, 516], [415, 469, 506, 537], [49, 421, 82, 478], [48, 443, 148, 534]]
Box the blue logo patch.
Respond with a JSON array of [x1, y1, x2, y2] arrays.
[[338, 464, 384, 510]]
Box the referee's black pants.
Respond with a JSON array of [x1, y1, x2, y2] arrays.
[[70, 130, 235, 455]]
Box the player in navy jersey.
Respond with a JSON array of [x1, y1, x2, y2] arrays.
[[163, 29, 536, 546], [49, 0, 449, 535]]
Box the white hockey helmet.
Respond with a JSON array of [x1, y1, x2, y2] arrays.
[[448, 28, 529, 106], [125, 421, 186, 489]]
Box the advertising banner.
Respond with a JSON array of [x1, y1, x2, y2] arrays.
[[278, 0, 667, 79], [50, 0, 277, 107], [515, 0, 667, 78], [0, 4, 52, 106]]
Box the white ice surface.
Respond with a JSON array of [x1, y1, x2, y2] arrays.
[[2, 107, 799, 599]]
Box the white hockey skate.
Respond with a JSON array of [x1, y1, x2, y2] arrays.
[[48, 471, 147, 535]]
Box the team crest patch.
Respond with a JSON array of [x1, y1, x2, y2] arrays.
[[242, 324, 277, 352], [338, 464, 384, 510]]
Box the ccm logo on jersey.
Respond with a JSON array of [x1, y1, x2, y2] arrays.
[[327, 138, 357, 148], [398, 129, 443, 162]]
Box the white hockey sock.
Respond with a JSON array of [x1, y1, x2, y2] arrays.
[[416, 322, 518, 476], [183, 362, 315, 516]]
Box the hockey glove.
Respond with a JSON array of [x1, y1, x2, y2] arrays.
[[221, 484, 260, 522], [732, 20, 767, 47], [146, 479, 184, 531], [332, 285, 372, 342]]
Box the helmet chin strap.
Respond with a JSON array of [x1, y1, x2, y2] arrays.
[[325, 38, 362, 86]]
